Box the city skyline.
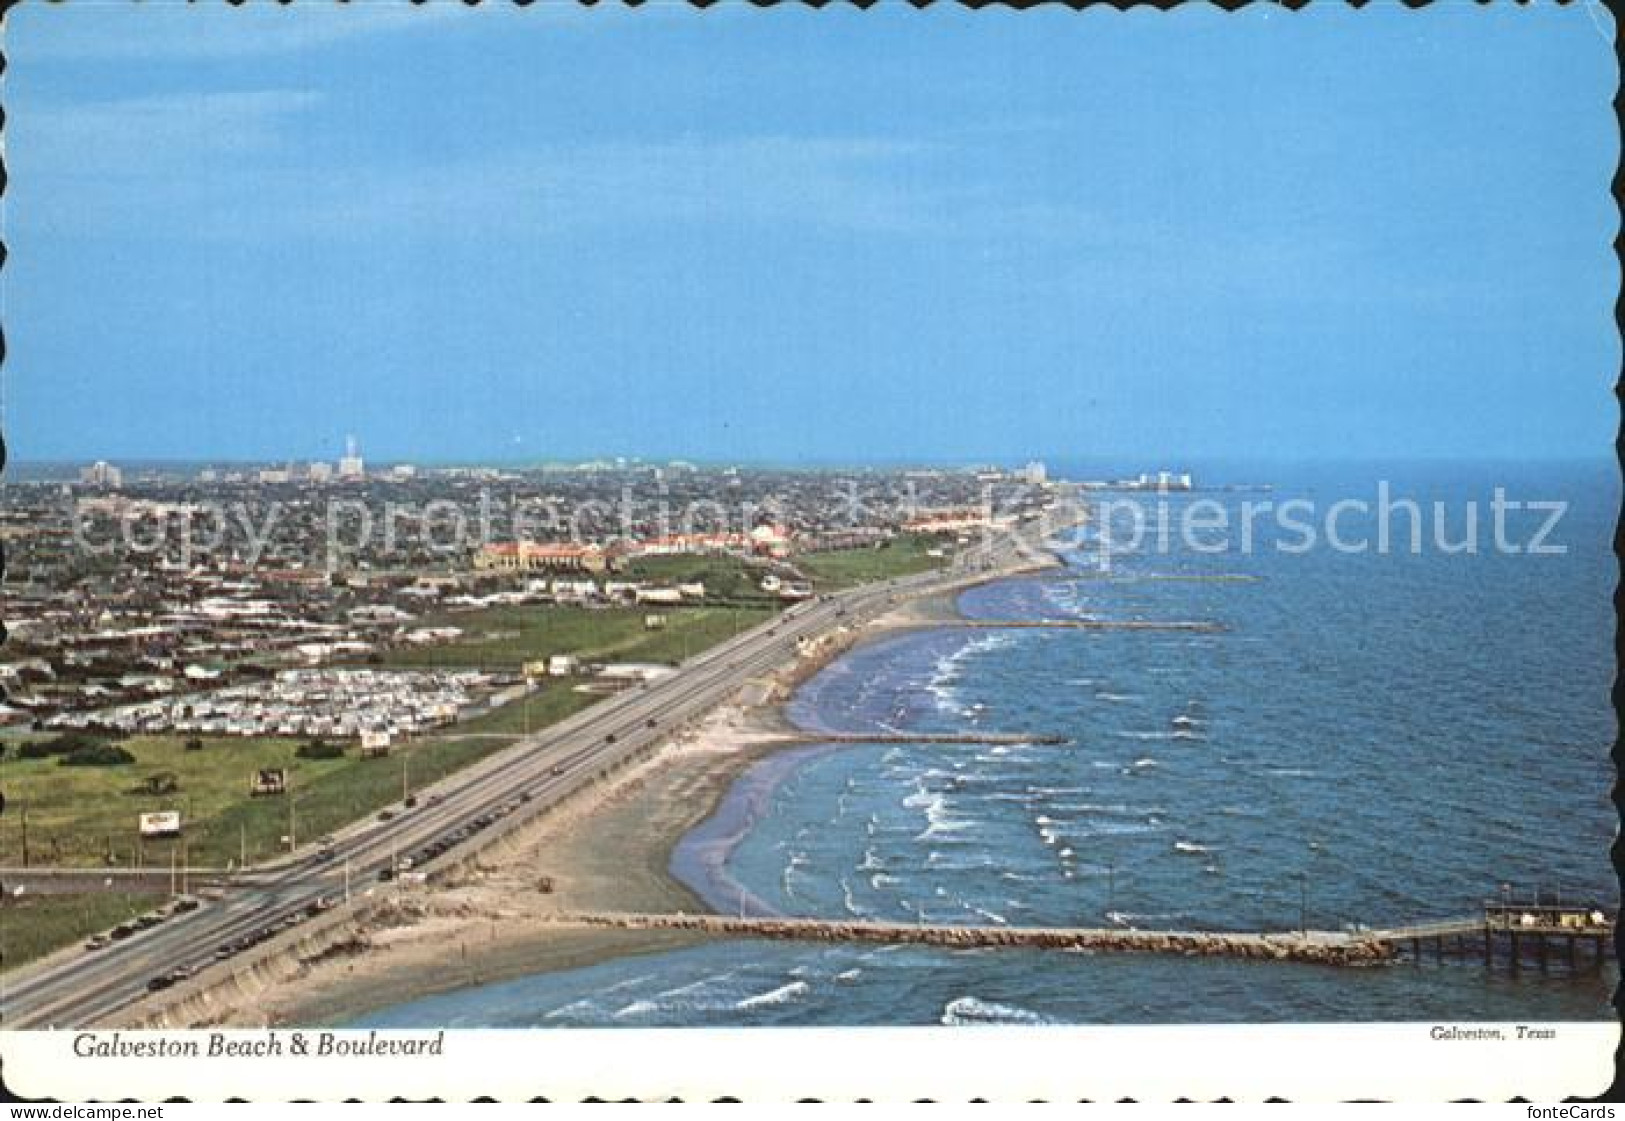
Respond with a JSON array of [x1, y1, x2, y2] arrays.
[[3, 3, 1616, 465]]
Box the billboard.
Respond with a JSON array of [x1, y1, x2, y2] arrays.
[[138, 811, 181, 838]]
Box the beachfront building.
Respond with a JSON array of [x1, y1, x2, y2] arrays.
[[904, 507, 993, 535], [475, 542, 611, 575]]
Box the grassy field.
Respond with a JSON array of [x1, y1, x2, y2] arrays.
[[376, 604, 773, 670], [0, 602, 774, 873], [797, 534, 950, 589], [450, 681, 601, 737], [617, 554, 774, 603], [0, 735, 342, 868], [0, 704, 583, 870], [0, 892, 164, 972]]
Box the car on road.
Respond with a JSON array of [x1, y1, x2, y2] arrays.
[[84, 934, 110, 952], [146, 975, 175, 992], [378, 810, 397, 822]]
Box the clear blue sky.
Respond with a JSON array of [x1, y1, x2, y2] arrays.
[[3, 2, 1617, 465]]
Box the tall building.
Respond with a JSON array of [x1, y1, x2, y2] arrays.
[[79, 461, 123, 489], [307, 461, 334, 483], [338, 435, 365, 481], [1021, 461, 1048, 485]]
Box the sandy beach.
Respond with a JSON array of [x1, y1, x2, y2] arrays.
[[230, 590, 972, 1027]]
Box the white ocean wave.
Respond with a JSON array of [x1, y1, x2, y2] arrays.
[[941, 995, 1048, 1026], [736, 980, 811, 1010]]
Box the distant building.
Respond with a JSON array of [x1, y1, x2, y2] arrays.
[[1021, 461, 1048, 485], [904, 507, 991, 534], [475, 542, 610, 575], [79, 461, 123, 489], [1131, 471, 1194, 492], [338, 435, 366, 481], [307, 461, 334, 484], [258, 466, 291, 485]]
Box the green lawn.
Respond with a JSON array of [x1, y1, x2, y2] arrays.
[[0, 735, 343, 868], [0, 704, 563, 870], [0, 892, 164, 973], [375, 604, 773, 670], [449, 681, 601, 737], [617, 555, 775, 604], [797, 534, 950, 589]]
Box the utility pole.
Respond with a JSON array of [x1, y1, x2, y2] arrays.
[[1106, 863, 1116, 920], [1299, 872, 1308, 936], [240, 823, 246, 870], [169, 846, 177, 897], [20, 806, 27, 869], [402, 752, 410, 804]]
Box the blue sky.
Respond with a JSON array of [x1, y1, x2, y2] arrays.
[[3, 2, 1617, 465]]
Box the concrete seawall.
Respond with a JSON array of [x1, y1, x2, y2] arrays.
[[122, 896, 390, 1029]]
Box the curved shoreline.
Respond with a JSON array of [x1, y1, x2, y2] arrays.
[[223, 584, 988, 1028]]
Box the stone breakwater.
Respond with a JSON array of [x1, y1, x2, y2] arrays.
[[547, 912, 1396, 967]]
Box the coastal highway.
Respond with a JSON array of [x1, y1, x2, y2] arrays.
[[3, 519, 1064, 1030]]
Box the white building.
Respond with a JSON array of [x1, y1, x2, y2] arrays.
[[338, 435, 365, 481], [307, 461, 334, 483], [79, 461, 123, 489]]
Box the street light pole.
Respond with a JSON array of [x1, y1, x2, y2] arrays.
[[1298, 872, 1308, 936]]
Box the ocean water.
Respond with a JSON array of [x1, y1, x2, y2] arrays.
[[360, 461, 1618, 1028]]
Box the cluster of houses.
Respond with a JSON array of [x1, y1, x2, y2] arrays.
[[42, 668, 502, 742]]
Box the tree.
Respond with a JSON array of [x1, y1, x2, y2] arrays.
[[184, 738, 204, 753], [296, 739, 344, 760], [137, 772, 179, 796], [59, 743, 137, 767]]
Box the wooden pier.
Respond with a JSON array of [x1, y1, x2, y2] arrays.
[[1369, 904, 1616, 974]]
